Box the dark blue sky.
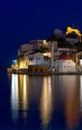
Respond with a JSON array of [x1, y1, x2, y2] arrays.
[[0, 0, 82, 67]]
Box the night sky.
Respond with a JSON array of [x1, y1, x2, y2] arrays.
[[0, 0, 82, 67]]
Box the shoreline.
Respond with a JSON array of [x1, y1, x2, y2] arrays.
[[7, 68, 82, 75]]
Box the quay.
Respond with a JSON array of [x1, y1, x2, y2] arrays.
[[7, 68, 82, 75]]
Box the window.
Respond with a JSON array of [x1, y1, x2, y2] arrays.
[[35, 69, 38, 72]]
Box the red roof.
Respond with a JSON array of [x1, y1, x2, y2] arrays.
[[58, 55, 72, 60]]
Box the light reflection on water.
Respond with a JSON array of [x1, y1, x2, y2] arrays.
[[11, 74, 19, 121], [80, 76, 82, 112], [11, 74, 29, 122], [10, 74, 82, 129], [40, 76, 53, 126], [64, 76, 80, 129]]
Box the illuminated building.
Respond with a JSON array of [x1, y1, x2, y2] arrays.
[[55, 55, 76, 72], [16, 52, 51, 70], [10, 26, 82, 73], [30, 40, 50, 50]]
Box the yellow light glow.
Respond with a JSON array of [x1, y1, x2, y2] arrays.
[[43, 40, 46, 43], [65, 76, 80, 128], [80, 76, 82, 112], [43, 52, 51, 57], [14, 64, 18, 69], [18, 75, 28, 111], [22, 75, 28, 119], [19, 61, 27, 69], [40, 77, 53, 125], [43, 40, 48, 45], [66, 27, 81, 36], [23, 75, 28, 110], [11, 74, 29, 120]]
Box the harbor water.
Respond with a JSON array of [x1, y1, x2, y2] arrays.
[[0, 72, 82, 130]]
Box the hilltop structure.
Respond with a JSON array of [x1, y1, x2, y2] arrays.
[[66, 27, 82, 44]]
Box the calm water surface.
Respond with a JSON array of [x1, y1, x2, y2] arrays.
[[0, 72, 82, 130]]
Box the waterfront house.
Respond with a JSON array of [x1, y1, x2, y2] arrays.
[[55, 54, 76, 72]]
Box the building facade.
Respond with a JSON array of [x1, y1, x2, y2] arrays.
[[54, 48, 77, 60], [55, 55, 76, 72]]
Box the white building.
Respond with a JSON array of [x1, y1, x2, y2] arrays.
[[33, 52, 50, 67], [55, 55, 76, 72], [33, 53, 44, 65], [18, 52, 51, 69]]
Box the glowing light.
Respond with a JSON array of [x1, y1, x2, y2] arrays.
[[11, 74, 29, 121], [40, 77, 53, 125], [22, 75, 28, 119], [43, 40, 46, 43], [22, 75, 28, 110], [12, 60, 17, 64], [43, 40, 48, 45], [11, 74, 19, 107], [11, 74, 19, 121], [66, 27, 81, 36], [19, 60, 27, 69], [65, 76, 80, 128], [43, 52, 51, 57], [80, 60, 82, 65], [80, 76, 82, 112]]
